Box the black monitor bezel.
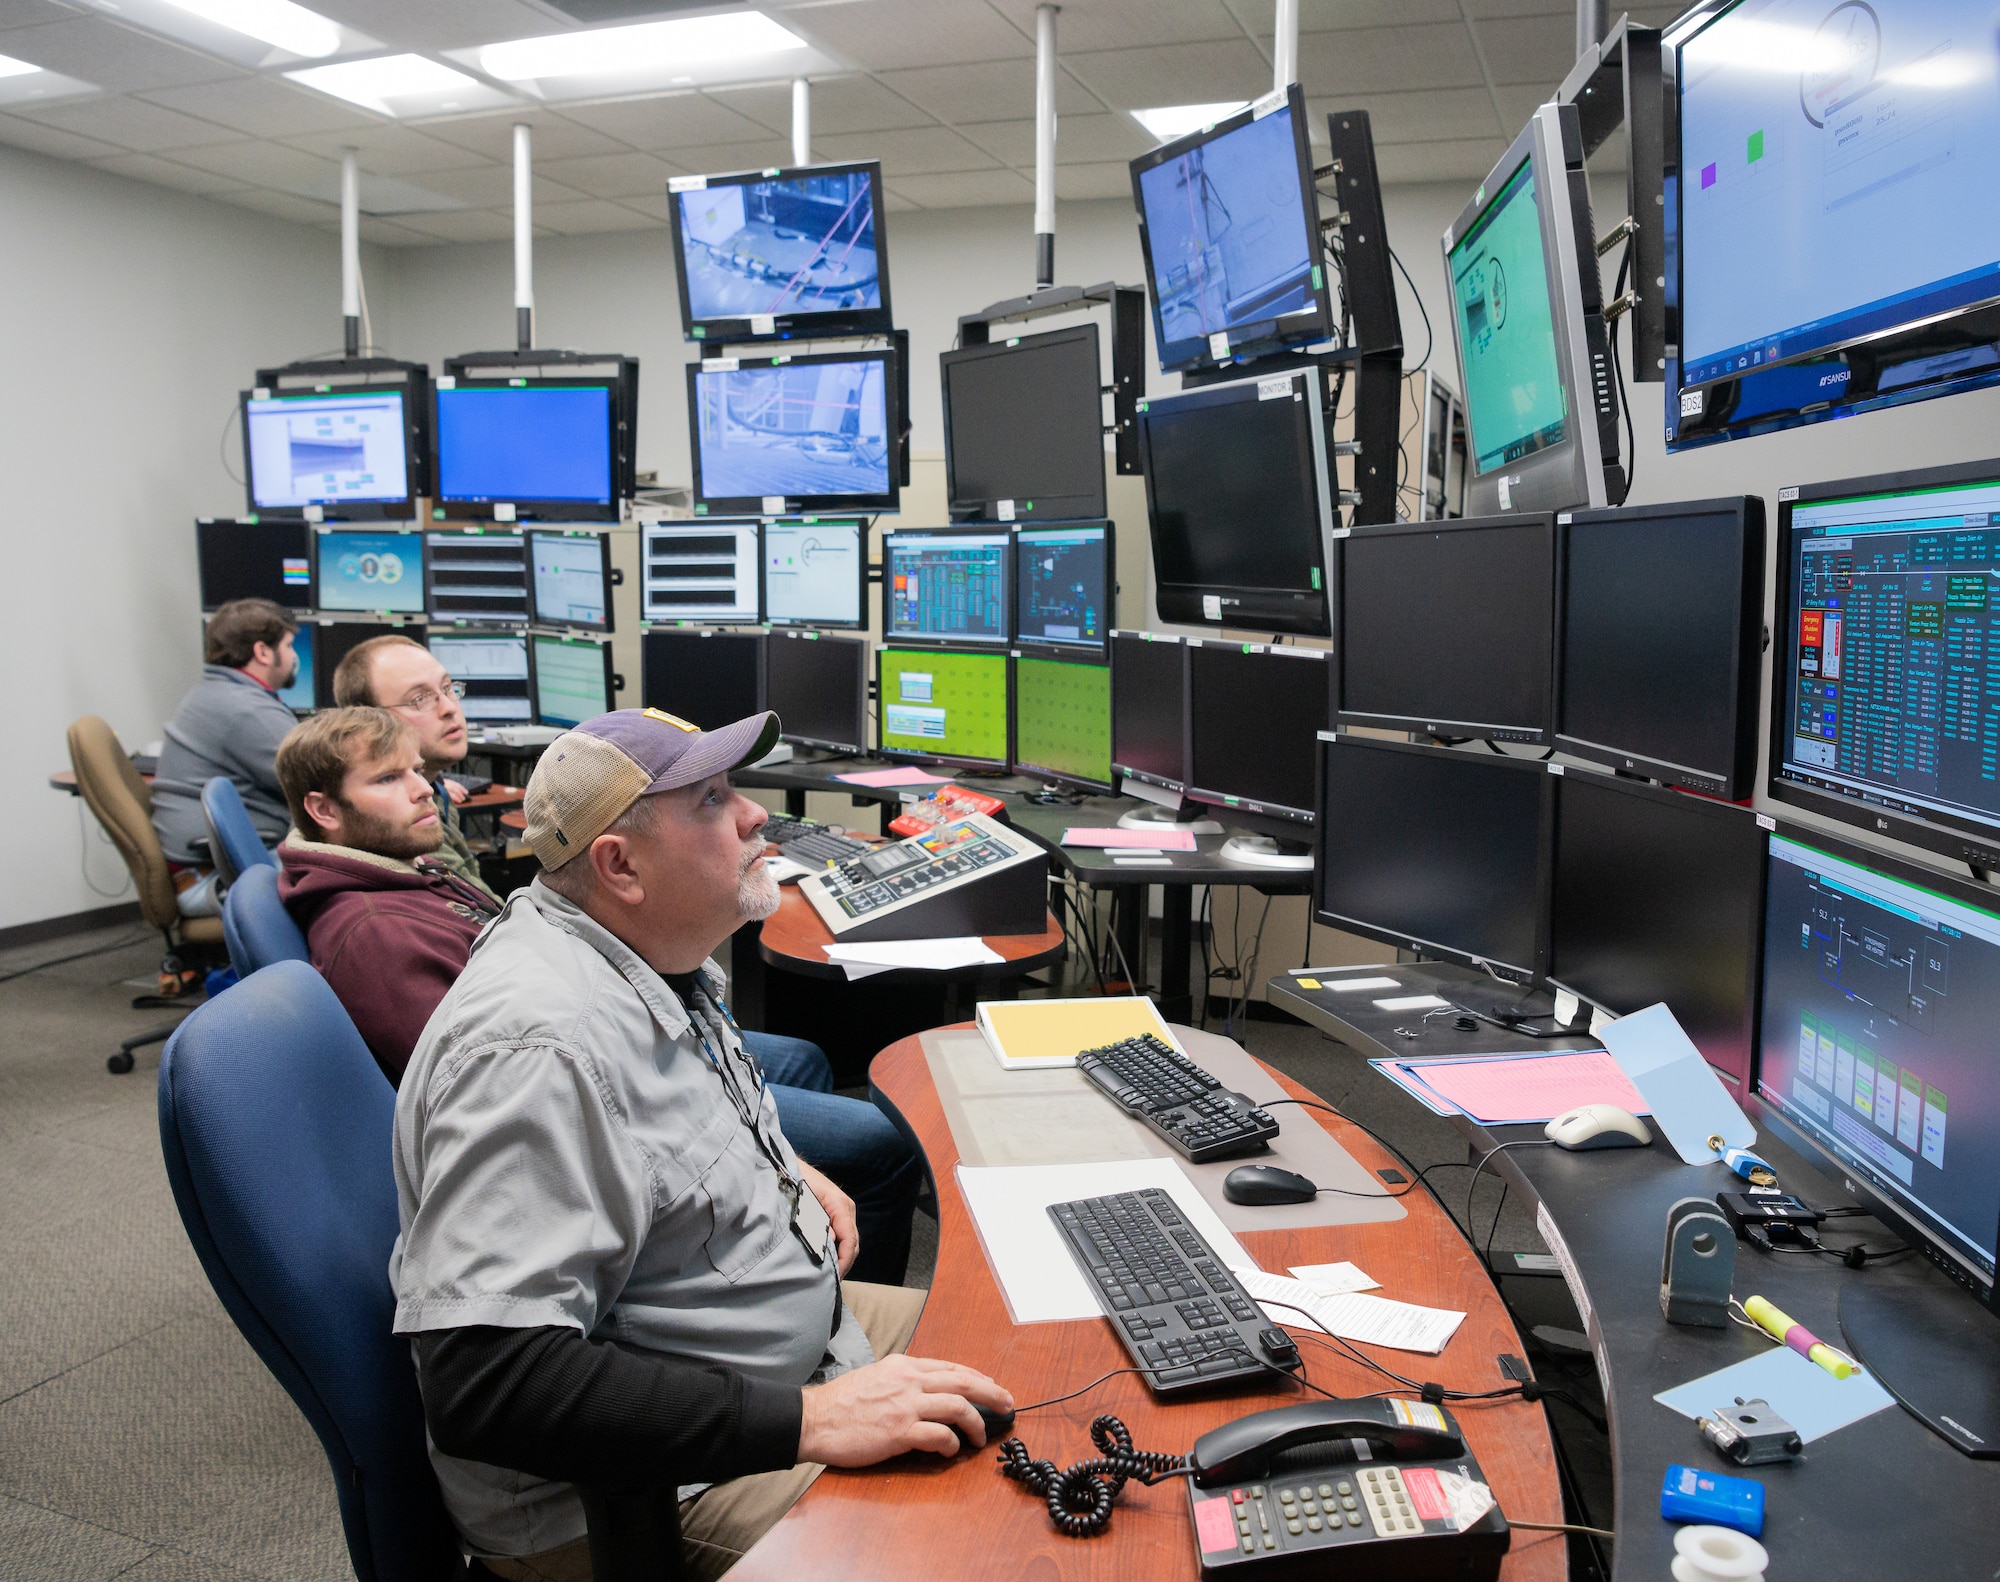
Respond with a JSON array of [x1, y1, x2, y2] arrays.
[[423, 526, 531, 628], [940, 322, 1109, 523], [881, 523, 1014, 650], [196, 517, 316, 613], [239, 380, 424, 523], [687, 347, 902, 517], [639, 518, 764, 628], [529, 631, 615, 728], [638, 628, 767, 727], [1553, 495, 1764, 797], [1311, 731, 1554, 983], [666, 160, 894, 346], [311, 526, 430, 619], [1767, 456, 2000, 871], [307, 618, 427, 711], [1128, 83, 1336, 376], [874, 645, 1011, 772], [432, 375, 623, 524], [1109, 628, 1188, 796], [1013, 519, 1114, 658], [526, 528, 616, 635], [760, 517, 871, 632], [1010, 650, 1115, 795], [1336, 511, 1556, 744], [765, 629, 870, 756], [1184, 639, 1329, 828]]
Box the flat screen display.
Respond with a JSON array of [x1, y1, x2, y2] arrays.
[[277, 622, 314, 712], [766, 631, 867, 754], [1111, 631, 1185, 792], [885, 528, 1010, 646], [429, 632, 531, 723], [532, 634, 610, 728], [1014, 655, 1112, 790], [642, 522, 760, 626], [314, 530, 426, 615], [1187, 642, 1328, 823], [426, 531, 529, 625], [640, 630, 762, 731], [197, 518, 313, 611], [243, 389, 410, 512], [690, 353, 896, 511], [763, 519, 866, 629], [529, 531, 612, 631], [878, 647, 1008, 767], [435, 385, 614, 506], [941, 324, 1106, 521], [1015, 523, 1110, 652]]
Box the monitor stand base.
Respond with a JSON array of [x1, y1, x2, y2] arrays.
[[1450, 980, 1557, 1026], [1118, 805, 1224, 835], [1219, 835, 1314, 870], [1840, 1280, 2000, 1458]]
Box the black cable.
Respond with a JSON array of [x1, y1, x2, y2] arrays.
[[1610, 249, 1636, 506], [1389, 247, 1433, 375], [0, 927, 157, 987], [996, 1415, 1190, 1537], [1256, 1096, 1466, 1217], [1463, 1141, 1554, 1261]]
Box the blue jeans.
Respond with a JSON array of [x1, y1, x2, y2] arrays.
[[744, 1031, 924, 1287]]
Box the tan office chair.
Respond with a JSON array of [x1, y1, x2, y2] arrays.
[[66, 715, 225, 1073]]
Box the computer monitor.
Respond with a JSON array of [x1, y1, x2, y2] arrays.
[[1015, 522, 1111, 654], [1444, 103, 1618, 513], [1666, 0, 2000, 449], [425, 531, 530, 626], [1768, 458, 2000, 871], [528, 530, 614, 632], [277, 621, 313, 713], [1339, 513, 1556, 744], [434, 379, 620, 523], [762, 518, 867, 630], [940, 324, 1108, 523], [688, 349, 899, 516], [765, 630, 868, 756], [1548, 769, 1766, 1086], [196, 518, 314, 612], [640, 630, 764, 732], [1137, 366, 1338, 636], [1314, 733, 1550, 982], [311, 621, 424, 710], [1555, 496, 1765, 797], [429, 632, 531, 723], [884, 527, 1011, 647], [1129, 83, 1334, 375], [1013, 654, 1112, 793], [667, 162, 892, 344], [314, 529, 426, 616], [240, 386, 417, 520], [1186, 640, 1329, 839], [1110, 630, 1187, 796], [877, 647, 1009, 770], [531, 634, 613, 728], [642, 521, 761, 626]]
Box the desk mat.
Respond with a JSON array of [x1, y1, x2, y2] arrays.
[[919, 1022, 1406, 1233]]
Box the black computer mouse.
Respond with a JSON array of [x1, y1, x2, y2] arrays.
[[1223, 1164, 1321, 1205], [950, 1405, 1017, 1454]]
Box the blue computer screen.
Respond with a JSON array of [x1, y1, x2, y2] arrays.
[[315, 531, 426, 614], [1678, 0, 2000, 386], [277, 623, 314, 711], [245, 390, 409, 509], [1136, 104, 1320, 369], [1016, 524, 1108, 648], [676, 170, 881, 323], [887, 530, 1010, 644], [436, 386, 613, 504], [693, 358, 891, 502]]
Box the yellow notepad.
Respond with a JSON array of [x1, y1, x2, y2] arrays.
[[975, 996, 1181, 1070]]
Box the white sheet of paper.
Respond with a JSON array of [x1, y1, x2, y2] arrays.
[[1325, 976, 1401, 993], [1375, 994, 1450, 1012], [956, 1159, 1257, 1324], [1232, 1267, 1465, 1354], [823, 937, 1004, 981], [1287, 1261, 1381, 1294]]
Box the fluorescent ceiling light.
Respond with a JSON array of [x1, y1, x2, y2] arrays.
[[0, 53, 42, 78], [480, 11, 807, 82], [287, 54, 490, 115], [1132, 101, 1249, 142], [157, 0, 341, 58]]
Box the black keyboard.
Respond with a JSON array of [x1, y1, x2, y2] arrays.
[[1049, 1189, 1301, 1395], [1076, 1033, 1280, 1163], [762, 813, 872, 866]]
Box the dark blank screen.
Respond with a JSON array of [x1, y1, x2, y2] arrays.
[[1145, 391, 1320, 592], [1549, 771, 1763, 1083], [1111, 634, 1185, 786], [1316, 738, 1545, 974], [1559, 504, 1749, 776], [314, 622, 424, 711], [641, 631, 761, 730], [943, 327, 1105, 518], [197, 519, 313, 610], [1188, 644, 1328, 815], [766, 633, 864, 752], [1341, 516, 1554, 734]]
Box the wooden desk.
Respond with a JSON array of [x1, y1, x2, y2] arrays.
[[459, 783, 524, 813], [731, 1028, 1566, 1581]]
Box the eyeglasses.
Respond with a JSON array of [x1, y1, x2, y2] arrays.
[[393, 681, 467, 714]]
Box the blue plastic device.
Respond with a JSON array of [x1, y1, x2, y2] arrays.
[[1659, 1463, 1764, 1536], [1721, 1146, 1777, 1184]]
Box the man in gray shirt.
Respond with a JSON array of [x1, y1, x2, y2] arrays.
[[391, 707, 1010, 1580], [151, 598, 302, 864]]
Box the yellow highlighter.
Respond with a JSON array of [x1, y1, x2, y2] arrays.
[[1743, 1294, 1856, 1379]]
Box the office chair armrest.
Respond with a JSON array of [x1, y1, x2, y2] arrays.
[[578, 1483, 684, 1582]]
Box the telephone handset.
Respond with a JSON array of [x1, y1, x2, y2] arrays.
[[1184, 1398, 1510, 1580]]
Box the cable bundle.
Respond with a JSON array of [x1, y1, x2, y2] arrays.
[[995, 1415, 1188, 1537]]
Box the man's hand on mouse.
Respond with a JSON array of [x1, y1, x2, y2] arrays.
[[798, 1355, 1013, 1465]]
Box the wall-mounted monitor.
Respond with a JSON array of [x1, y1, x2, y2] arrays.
[[531, 633, 613, 728], [1111, 630, 1187, 796], [1015, 521, 1111, 654], [688, 349, 899, 516], [309, 620, 424, 711], [884, 526, 1011, 647], [425, 530, 530, 626], [196, 518, 314, 612], [640, 629, 764, 732], [1129, 83, 1334, 375], [1186, 640, 1328, 838], [314, 529, 426, 616], [242, 386, 418, 522], [940, 323, 1107, 523], [528, 529, 614, 633], [428, 631, 531, 723], [277, 621, 314, 713], [434, 377, 621, 523], [762, 517, 867, 630], [1013, 653, 1113, 793], [877, 646, 1009, 770], [641, 521, 761, 626], [667, 162, 892, 345], [765, 630, 868, 756], [1137, 367, 1337, 636]]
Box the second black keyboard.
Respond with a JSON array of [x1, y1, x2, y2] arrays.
[[1076, 1033, 1280, 1163], [762, 813, 873, 866]]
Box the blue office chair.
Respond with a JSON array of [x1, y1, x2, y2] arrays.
[[221, 863, 310, 979], [201, 777, 279, 890]]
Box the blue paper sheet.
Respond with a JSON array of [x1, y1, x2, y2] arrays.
[[1654, 1344, 1896, 1443], [1600, 1002, 1756, 1163]]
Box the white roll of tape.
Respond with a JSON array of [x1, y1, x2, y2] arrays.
[[1670, 1524, 1768, 1582]]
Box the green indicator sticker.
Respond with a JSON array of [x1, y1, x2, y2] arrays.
[[1747, 128, 1764, 163], [433, 508, 445, 519], [510, 377, 527, 386], [1311, 264, 1323, 290], [1310, 567, 1322, 590], [692, 326, 706, 338], [694, 503, 709, 515]]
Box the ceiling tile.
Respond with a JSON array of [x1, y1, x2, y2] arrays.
[[1295, 22, 1484, 95], [534, 198, 662, 234], [556, 91, 770, 151], [357, 215, 436, 246], [533, 149, 679, 198], [281, 123, 494, 176], [881, 186, 917, 212], [391, 207, 519, 242], [649, 135, 795, 175], [87, 149, 250, 193], [781, 0, 1035, 71], [10, 93, 245, 150], [1305, 87, 1501, 145], [1372, 136, 1508, 183], [308, 0, 566, 52], [1461, 0, 1573, 16], [616, 190, 676, 221], [1063, 39, 1275, 109], [874, 59, 1098, 125], [213, 187, 340, 226], [814, 125, 998, 175], [885, 167, 1034, 207], [712, 74, 936, 137], [0, 0, 83, 29], [414, 107, 629, 162], [955, 110, 1152, 166], [136, 77, 378, 138], [1492, 83, 1549, 131], [984, 0, 1245, 52], [1054, 159, 1136, 201], [166, 138, 339, 185], [1472, 12, 1577, 86], [0, 16, 241, 92], [386, 163, 585, 206], [0, 108, 117, 157], [1298, 0, 1463, 24]]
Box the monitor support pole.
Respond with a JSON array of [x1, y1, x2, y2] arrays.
[[791, 77, 811, 166], [1272, 0, 1298, 91], [1033, 4, 1057, 289], [513, 123, 534, 352], [340, 149, 360, 358]]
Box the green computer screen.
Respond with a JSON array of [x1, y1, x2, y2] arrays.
[[533, 634, 609, 727], [879, 647, 1008, 764], [1013, 655, 1111, 786], [1449, 157, 1568, 476]]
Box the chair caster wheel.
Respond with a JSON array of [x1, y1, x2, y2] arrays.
[[107, 1051, 135, 1075]]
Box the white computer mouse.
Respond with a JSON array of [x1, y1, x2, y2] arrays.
[[1545, 1103, 1653, 1151]]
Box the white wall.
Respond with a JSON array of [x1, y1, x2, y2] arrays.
[[0, 144, 380, 933]]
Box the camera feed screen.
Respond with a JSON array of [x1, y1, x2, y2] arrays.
[[693, 357, 892, 502], [676, 170, 882, 324]]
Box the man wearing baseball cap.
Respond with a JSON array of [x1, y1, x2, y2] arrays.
[[391, 707, 1009, 1580]]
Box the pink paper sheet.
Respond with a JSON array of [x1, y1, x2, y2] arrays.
[[833, 767, 952, 788], [1061, 827, 1198, 850], [1397, 1050, 1648, 1125]]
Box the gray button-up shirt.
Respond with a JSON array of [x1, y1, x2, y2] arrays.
[[390, 878, 869, 1556]]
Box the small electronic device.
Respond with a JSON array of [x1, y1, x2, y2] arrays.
[[1545, 1103, 1651, 1150], [241, 384, 418, 521], [761, 813, 872, 869], [667, 161, 891, 344], [434, 374, 626, 523], [1186, 1399, 1510, 1579], [531, 634, 612, 728], [761, 518, 866, 629], [1697, 1400, 1802, 1468], [1186, 641, 1327, 857], [639, 629, 763, 731], [429, 632, 532, 723], [528, 529, 614, 632], [425, 530, 530, 625], [1014, 521, 1111, 653], [1075, 1033, 1279, 1164], [765, 630, 867, 756], [941, 323, 1107, 523], [642, 520, 761, 626], [1048, 1188, 1300, 1394], [314, 529, 427, 615], [1223, 1165, 1318, 1206], [196, 518, 314, 612], [885, 783, 1007, 840], [877, 647, 1010, 770], [884, 526, 1011, 647], [1714, 1192, 1824, 1246], [688, 348, 899, 516], [1111, 630, 1188, 797], [797, 813, 1045, 941], [1013, 653, 1112, 793], [1659, 1464, 1764, 1538], [950, 1406, 1018, 1457]]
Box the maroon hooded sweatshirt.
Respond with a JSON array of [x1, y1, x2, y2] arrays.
[[277, 833, 503, 1085]]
